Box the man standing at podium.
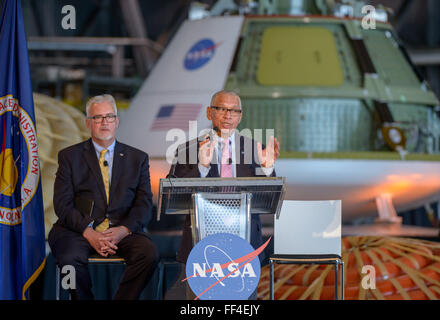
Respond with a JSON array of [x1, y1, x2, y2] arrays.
[[169, 90, 280, 265]]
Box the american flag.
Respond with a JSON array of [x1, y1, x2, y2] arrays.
[[150, 104, 203, 131]]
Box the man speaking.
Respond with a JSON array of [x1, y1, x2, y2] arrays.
[[169, 90, 280, 265], [48, 94, 159, 300]]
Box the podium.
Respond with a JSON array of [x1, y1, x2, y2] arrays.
[[158, 177, 285, 244]]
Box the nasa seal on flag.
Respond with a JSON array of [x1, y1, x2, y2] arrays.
[[0, 94, 40, 226]]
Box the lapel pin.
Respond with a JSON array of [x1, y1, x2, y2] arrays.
[[120, 153, 124, 157]]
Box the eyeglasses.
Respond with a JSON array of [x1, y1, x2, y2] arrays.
[[87, 114, 118, 123], [210, 106, 242, 116]]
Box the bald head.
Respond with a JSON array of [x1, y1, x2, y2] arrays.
[[207, 90, 243, 137], [210, 90, 242, 109]]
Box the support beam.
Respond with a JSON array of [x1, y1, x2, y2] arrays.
[[40, 0, 56, 36], [392, 0, 413, 28], [119, 0, 155, 76], [75, 1, 102, 37], [426, 0, 440, 97], [408, 48, 440, 66]]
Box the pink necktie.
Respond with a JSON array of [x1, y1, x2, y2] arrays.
[[221, 139, 233, 177]]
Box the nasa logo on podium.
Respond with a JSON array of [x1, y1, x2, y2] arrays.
[[184, 233, 270, 300]]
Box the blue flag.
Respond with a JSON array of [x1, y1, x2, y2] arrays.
[[0, 0, 46, 299]]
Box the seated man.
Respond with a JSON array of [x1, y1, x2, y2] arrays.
[[49, 94, 159, 300]]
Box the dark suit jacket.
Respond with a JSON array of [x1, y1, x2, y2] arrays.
[[170, 134, 275, 263], [52, 138, 153, 235]]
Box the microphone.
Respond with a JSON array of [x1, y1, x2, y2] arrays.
[[103, 160, 108, 167], [167, 160, 178, 179], [166, 126, 219, 179], [208, 126, 219, 141]]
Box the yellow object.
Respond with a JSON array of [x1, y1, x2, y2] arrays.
[[95, 149, 109, 232], [0, 148, 18, 196], [115, 100, 131, 110], [95, 218, 109, 233], [257, 26, 344, 86]]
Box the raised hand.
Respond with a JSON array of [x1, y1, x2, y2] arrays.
[[257, 136, 280, 168], [198, 134, 215, 168]]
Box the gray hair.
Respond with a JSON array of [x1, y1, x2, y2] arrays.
[[85, 94, 118, 116], [210, 90, 242, 108]]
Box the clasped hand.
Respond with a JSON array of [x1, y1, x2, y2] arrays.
[[83, 226, 130, 257]]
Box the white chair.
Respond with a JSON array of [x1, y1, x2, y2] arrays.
[[270, 200, 344, 300]]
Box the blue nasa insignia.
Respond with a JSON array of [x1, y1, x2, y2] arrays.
[[184, 38, 218, 71], [185, 233, 261, 300]]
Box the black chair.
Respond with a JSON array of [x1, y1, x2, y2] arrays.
[[269, 254, 344, 300], [55, 254, 164, 300]]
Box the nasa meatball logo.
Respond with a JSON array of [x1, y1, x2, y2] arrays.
[[0, 95, 40, 226], [183, 38, 221, 71], [184, 233, 270, 300]]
